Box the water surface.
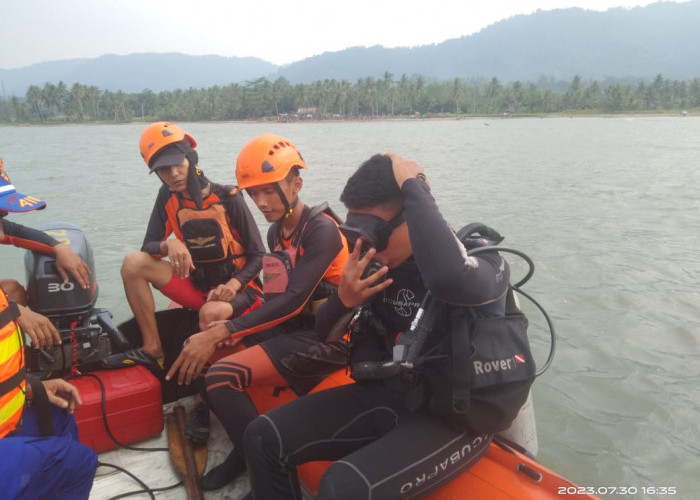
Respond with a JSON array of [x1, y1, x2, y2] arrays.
[[1, 117, 698, 499]]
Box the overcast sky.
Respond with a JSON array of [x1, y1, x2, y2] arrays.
[[0, 0, 686, 69]]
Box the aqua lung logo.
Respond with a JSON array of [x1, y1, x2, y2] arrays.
[[473, 354, 526, 375]]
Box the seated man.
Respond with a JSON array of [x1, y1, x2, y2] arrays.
[[104, 122, 265, 371], [166, 134, 350, 490], [0, 161, 97, 500], [243, 153, 511, 500], [0, 156, 91, 350]]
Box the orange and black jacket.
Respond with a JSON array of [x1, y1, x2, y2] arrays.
[[1, 219, 58, 254], [223, 203, 349, 340], [142, 183, 265, 289], [0, 285, 25, 438]]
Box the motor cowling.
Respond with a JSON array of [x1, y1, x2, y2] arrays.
[[23, 221, 128, 378], [24, 221, 98, 325]]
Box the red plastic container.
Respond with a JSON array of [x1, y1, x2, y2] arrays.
[[71, 366, 164, 453]]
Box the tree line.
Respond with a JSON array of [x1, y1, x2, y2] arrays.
[[1, 73, 698, 124]]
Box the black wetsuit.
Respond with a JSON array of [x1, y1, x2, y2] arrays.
[[202, 204, 350, 485], [243, 178, 510, 500]]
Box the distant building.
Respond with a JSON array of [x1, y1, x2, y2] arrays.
[[297, 107, 317, 119]]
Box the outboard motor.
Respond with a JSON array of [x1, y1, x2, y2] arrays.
[[23, 221, 129, 378]]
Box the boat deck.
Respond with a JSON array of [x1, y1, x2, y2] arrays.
[[89, 396, 250, 500]]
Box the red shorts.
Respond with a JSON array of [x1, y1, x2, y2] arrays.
[[158, 275, 261, 314]]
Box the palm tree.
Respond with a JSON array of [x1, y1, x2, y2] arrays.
[[563, 75, 583, 110], [485, 77, 502, 114], [271, 78, 290, 117], [26, 85, 44, 122], [85, 86, 101, 121], [407, 76, 425, 115], [451, 78, 464, 114], [70, 83, 87, 120]]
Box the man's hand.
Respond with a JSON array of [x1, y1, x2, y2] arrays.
[[53, 243, 90, 289], [207, 320, 244, 350], [207, 278, 241, 302], [386, 153, 428, 190], [18, 304, 60, 349], [164, 239, 195, 279], [165, 323, 230, 385], [338, 239, 392, 309], [42, 378, 82, 414]]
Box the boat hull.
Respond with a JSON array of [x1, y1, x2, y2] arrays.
[[246, 372, 596, 500], [112, 310, 599, 500]]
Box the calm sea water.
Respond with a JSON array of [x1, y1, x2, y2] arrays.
[[1, 117, 698, 499]]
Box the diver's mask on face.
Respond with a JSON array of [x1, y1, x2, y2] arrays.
[[339, 210, 405, 255]]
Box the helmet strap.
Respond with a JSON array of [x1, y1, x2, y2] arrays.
[[286, 196, 299, 218], [273, 183, 299, 218], [186, 152, 207, 209]]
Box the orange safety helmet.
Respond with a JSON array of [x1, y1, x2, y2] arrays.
[[236, 134, 307, 190], [139, 122, 197, 172]]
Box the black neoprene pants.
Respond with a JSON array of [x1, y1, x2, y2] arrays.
[[243, 380, 492, 500]]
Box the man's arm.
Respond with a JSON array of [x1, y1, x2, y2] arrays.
[[1, 218, 57, 253], [2, 219, 90, 288], [17, 304, 61, 349], [399, 173, 508, 306], [26, 377, 82, 414], [141, 186, 174, 256]]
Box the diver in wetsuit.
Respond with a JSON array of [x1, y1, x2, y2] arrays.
[[242, 153, 510, 500]]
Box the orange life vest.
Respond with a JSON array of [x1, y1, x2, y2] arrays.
[[263, 203, 348, 298], [273, 205, 347, 286], [0, 286, 25, 438], [164, 187, 248, 271]]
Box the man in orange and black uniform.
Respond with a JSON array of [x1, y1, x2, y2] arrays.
[[103, 122, 265, 372], [0, 158, 97, 499], [166, 134, 350, 490]]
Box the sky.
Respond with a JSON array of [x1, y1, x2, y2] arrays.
[[0, 0, 688, 70]]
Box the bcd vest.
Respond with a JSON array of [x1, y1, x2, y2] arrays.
[[0, 286, 25, 438], [350, 224, 539, 434]]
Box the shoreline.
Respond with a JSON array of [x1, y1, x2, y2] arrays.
[[0, 111, 694, 128]]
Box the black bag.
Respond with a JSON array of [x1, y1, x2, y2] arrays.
[[427, 288, 536, 433], [429, 223, 539, 433]]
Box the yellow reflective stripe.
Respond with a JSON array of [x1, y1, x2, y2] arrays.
[[0, 325, 22, 364], [0, 387, 25, 426]]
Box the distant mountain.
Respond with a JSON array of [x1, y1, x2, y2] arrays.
[[1, 1, 699, 97], [0, 53, 278, 96], [273, 2, 700, 84]]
